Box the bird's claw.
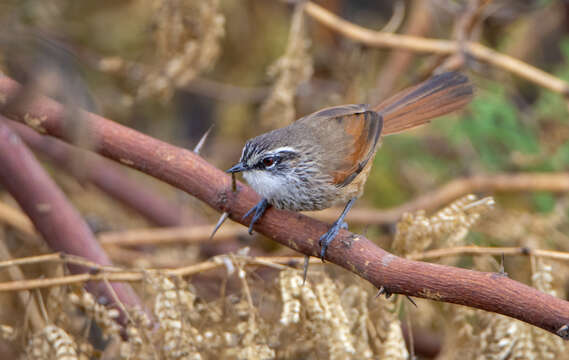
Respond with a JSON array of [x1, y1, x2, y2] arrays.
[[318, 221, 347, 261], [242, 198, 269, 235]]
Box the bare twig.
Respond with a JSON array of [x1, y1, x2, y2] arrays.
[[0, 229, 45, 331], [0, 202, 36, 237], [98, 224, 246, 247], [312, 173, 569, 225], [0, 252, 125, 272], [1, 75, 569, 338], [0, 255, 319, 291], [409, 246, 569, 262], [379, 0, 406, 34], [437, 0, 492, 72], [304, 2, 569, 96], [372, 0, 433, 100]]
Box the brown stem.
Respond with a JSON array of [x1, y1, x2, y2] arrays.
[[4, 119, 186, 227], [98, 224, 246, 247], [372, 0, 433, 100], [1, 75, 568, 338], [304, 2, 569, 96], [0, 116, 142, 322], [312, 172, 569, 225]]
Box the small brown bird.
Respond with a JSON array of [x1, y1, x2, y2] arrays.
[[227, 72, 474, 259]]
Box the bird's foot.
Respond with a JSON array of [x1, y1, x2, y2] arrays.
[[318, 221, 348, 261], [242, 198, 269, 235]]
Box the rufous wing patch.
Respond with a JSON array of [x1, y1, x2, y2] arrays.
[[331, 111, 383, 187]]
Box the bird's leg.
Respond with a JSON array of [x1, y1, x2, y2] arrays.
[[242, 198, 270, 235], [318, 197, 356, 260]]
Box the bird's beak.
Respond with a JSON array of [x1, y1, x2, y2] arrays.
[[226, 162, 247, 173]]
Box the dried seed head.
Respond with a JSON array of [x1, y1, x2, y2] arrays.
[[259, 3, 313, 129], [393, 195, 494, 255], [27, 325, 78, 360], [69, 290, 120, 339]]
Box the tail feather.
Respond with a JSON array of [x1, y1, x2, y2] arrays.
[[373, 72, 474, 135]]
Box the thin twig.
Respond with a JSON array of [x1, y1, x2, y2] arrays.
[[0, 202, 36, 237], [409, 245, 569, 262], [371, 0, 433, 100], [304, 2, 569, 96], [0, 229, 45, 331], [312, 172, 569, 225], [0, 252, 125, 272], [98, 224, 246, 247], [0, 255, 320, 292]]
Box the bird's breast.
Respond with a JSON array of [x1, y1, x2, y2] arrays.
[[242, 169, 358, 211]]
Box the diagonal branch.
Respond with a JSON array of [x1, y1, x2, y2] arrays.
[[0, 116, 142, 322], [303, 2, 569, 96], [1, 74, 568, 339], [4, 119, 187, 227]]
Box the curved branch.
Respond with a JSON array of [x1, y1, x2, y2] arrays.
[[304, 2, 569, 96], [0, 117, 142, 321], [5, 119, 187, 227], [1, 74, 568, 339]]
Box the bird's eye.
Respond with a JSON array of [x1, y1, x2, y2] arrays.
[[262, 156, 276, 168]]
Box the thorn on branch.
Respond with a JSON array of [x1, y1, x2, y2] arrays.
[[557, 324, 569, 339], [405, 295, 418, 308], [498, 253, 508, 277], [302, 255, 309, 285], [209, 212, 229, 240], [376, 286, 392, 299]]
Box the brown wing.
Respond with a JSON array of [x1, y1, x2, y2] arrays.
[[373, 71, 474, 135], [298, 104, 383, 187]]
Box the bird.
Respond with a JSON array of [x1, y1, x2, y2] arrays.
[[227, 71, 474, 260]]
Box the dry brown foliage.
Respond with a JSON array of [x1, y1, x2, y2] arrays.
[[1, 195, 568, 358], [1, 0, 569, 358]]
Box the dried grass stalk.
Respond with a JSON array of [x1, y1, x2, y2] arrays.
[[259, 3, 313, 129], [393, 194, 494, 255], [138, 0, 225, 100]]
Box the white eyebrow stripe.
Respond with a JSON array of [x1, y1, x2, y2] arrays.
[[271, 146, 297, 154]]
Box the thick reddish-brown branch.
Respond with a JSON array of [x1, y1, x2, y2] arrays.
[[1, 74, 568, 339], [0, 117, 142, 320], [5, 119, 186, 227]]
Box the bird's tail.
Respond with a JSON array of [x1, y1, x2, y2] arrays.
[[373, 71, 474, 135]]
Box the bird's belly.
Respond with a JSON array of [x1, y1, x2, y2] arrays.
[[266, 182, 354, 212], [243, 168, 367, 211], [243, 170, 337, 211]]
